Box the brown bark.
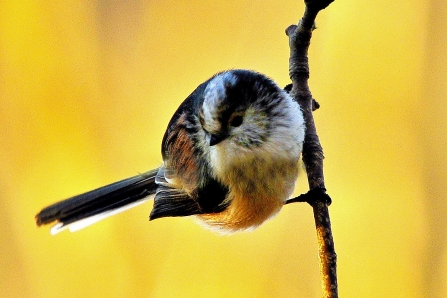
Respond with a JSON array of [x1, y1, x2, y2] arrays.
[[285, 1, 338, 297]]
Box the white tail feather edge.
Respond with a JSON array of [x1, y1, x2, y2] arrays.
[[50, 198, 151, 235]]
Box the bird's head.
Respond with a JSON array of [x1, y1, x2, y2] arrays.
[[199, 69, 292, 151]]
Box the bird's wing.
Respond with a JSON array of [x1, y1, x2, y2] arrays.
[[150, 85, 230, 220], [150, 166, 203, 220]]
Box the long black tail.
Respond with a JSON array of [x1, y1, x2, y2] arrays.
[[35, 169, 159, 234]]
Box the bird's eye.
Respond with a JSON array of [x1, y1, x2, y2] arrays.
[[229, 115, 243, 127]]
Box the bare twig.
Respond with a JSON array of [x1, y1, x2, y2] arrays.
[[285, 1, 338, 297]]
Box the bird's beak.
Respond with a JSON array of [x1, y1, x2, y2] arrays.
[[209, 132, 228, 146]]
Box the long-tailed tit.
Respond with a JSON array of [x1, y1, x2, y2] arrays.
[[35, 69, 305, 234]]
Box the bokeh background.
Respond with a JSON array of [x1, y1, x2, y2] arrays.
[[1, 0, 446, 297]]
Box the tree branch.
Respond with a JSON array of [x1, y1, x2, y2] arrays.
[[285, 1, 338, 297]]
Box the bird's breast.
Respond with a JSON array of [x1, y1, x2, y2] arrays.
[[197, 153, 299, 233]]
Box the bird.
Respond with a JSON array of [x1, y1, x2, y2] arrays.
[[35, 69, 306, 235]]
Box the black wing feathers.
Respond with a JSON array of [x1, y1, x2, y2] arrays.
[[150, 185, 202, 220], [150, 79, 231, 220]]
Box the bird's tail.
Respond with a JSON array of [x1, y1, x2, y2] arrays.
[[35, 169, 159, 234]]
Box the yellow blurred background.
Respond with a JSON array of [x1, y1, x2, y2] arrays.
[[1, 0, 446, 297]]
